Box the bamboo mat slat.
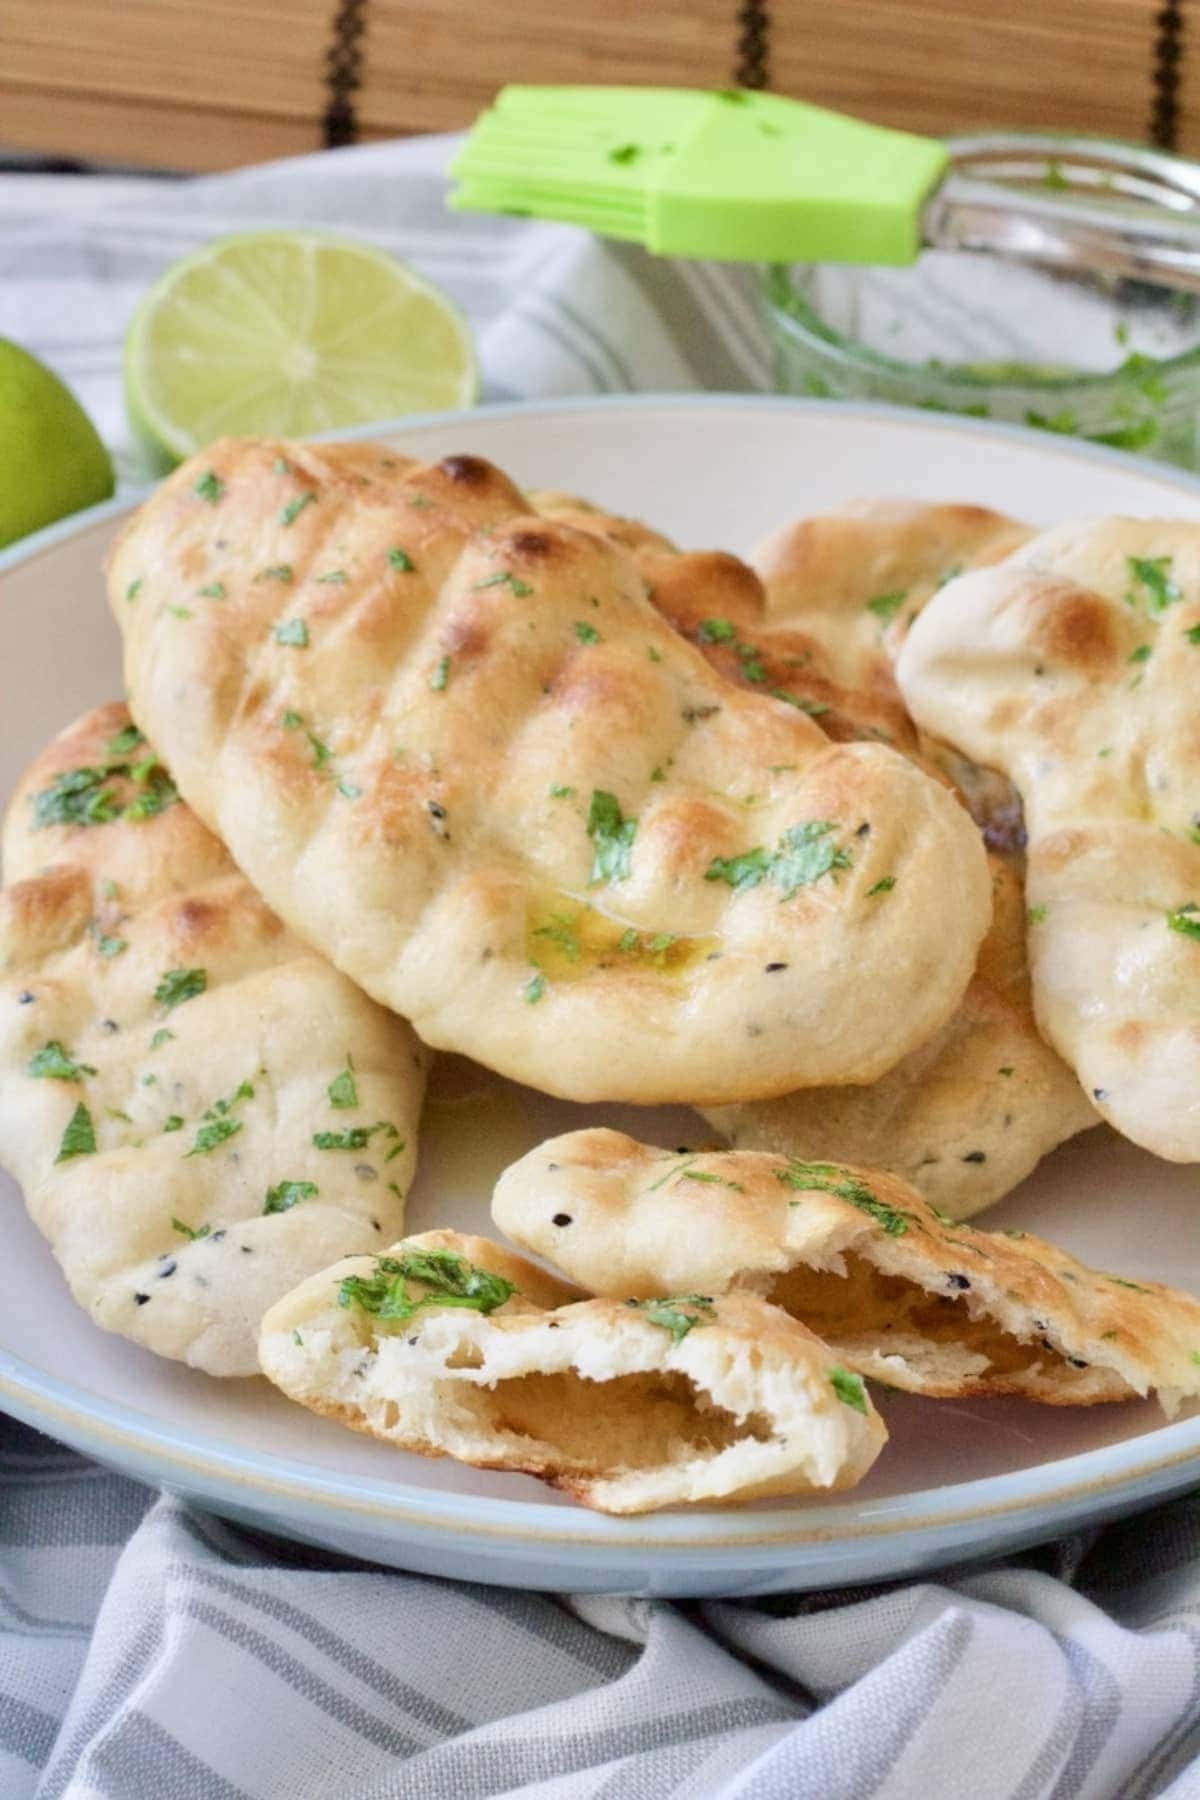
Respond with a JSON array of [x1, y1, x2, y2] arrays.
[[0, 0, 1193, 172]]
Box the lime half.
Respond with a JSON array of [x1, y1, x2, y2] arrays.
[[125, 230, 478, 470], [0, 338, 114, 549]]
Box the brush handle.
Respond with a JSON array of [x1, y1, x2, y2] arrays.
[[923, 173, 1200, 294]]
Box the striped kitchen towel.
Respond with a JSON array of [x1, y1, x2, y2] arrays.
[[2, 132, 1200, 1799]]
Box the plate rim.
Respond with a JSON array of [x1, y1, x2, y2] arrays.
[[5, 390, 1200, 1564]]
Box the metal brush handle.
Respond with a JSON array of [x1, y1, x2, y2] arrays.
[[924, 169, 1200, 294]]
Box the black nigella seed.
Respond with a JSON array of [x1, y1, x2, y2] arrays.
[[354, 1163, 377, 1182], [552, 1212, 573, 1228], [962, 1151, 987, 1164], [210, 1229, 227, 1243], [17, 991, 34, 1005], [676, 1146, 691, 1154], [133, 1292, 150, 1306], [1093, 1088, 1109, 1102], [855, 821, 871, 838], [546, 1162, 559, 1172], [765, 962, 788, 973], [240, 1244, 252, 1254], [946, 1272, 971, 1290], [158, 1260, 177, 1279], [1068, 1357, 1088, 1369], [101, 1019, 119, 1034]]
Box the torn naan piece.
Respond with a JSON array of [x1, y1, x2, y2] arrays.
[[108, 439, 991, 1106], [0, 704, 428, 1375], [259, 1229, 887, 1513], [898, 517, 1200, 1163], [706, 856, 1098, 1217], [494, 1131, 1200, 1411]]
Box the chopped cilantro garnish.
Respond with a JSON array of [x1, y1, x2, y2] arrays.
[[281, 710, 304, 730], [166, 605, 192, 620], [338, 1248, 515, 1323], [1108, 1276, 1151, 1293], [1168, 905, 1200, 941], [272, 457, 291, 475], [185, 1117, 243, 1157], [107, 725, 144, 757], [198, 582, 226, 599], [280, 492, 315, 526], [533, 913, 581, 961], [618, 927, 640, 951], [777, 1159, 910, 1235], [1027, 904, 1048, 924], [1129, 643, 1151, 664], [736, 641, 766, 684], [264, 1179, 318, 1215], [388, 547, 414, 572], [866, 590, 906, 623], [1187, 623, 1200, 646], [316, 569, 347, 585], [337, 779, 362, 800], [829, 1366, 868, 1413], [274, 619, 309, 648], [768, 688, 829, 716], [194, 470, 223, 504], [313, 1120, 400, 1151], [154, 967, 207, 1012], [999, 1065, 1014, 1077], [89, 924, 126, 958], [32, 766, 125, 830], [125, 577, 143, 603], [430, 655, 451, 691], [646, 1154, 741, 1194], [1125, 554, 1181, 613], [328, 1062, 358, 1110], [587, 790, 637, 885], [866, 876, 896, 897], [473, 570, 532, 597], [697, 618, 735, 643], [149, 1027, 174, 1052], [172, 1216, 210, 1240], [524, 972, 546, 1004], [55, 1102, 96, 1164], [706, 820, 851, 901], [163, 1115, 184, 1133], [573, 621, 601, 644], [629, 1294, 716, 1345], [608, 143, 640, 165], [27, 1041, 96, 1082], [549, 783, 574, 799], [647, 645, 663, 663]]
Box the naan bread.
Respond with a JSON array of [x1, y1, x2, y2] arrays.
[[575, 499, 1085, 1214], [707, 855, 1097, 1216], [108, 439, 991, 1106], [494, 1131, 1200, 1411], [259, 1229, 887, 1513], [898, 518, 1200, 1163], [0, 705, 428, 1375]]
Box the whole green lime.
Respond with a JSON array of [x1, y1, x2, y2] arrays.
[[0, 338, 115, 549]]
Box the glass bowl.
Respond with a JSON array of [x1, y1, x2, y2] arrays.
[[763, 133, 1200, 468]]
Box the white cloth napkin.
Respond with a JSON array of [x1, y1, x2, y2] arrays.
[[2, 133, 1199, 1800]]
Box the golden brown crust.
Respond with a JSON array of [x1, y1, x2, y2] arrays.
[[898, 517, 1200, 1162], [107, 439, 992, 1106], [0, 705, 428, 1375], [259, 1229, 887, 1514], [494, 1130, 1200, 1410]]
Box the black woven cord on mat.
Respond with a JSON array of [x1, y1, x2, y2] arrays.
[[735, 0, 771, 90], [1151, 0, 1183, 150], [324, 0, 369, 148]]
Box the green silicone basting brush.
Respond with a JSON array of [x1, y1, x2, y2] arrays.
[[450, 85, 1200, 285]]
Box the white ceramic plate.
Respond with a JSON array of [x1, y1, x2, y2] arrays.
[[3, 396, 1200, 1599]]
